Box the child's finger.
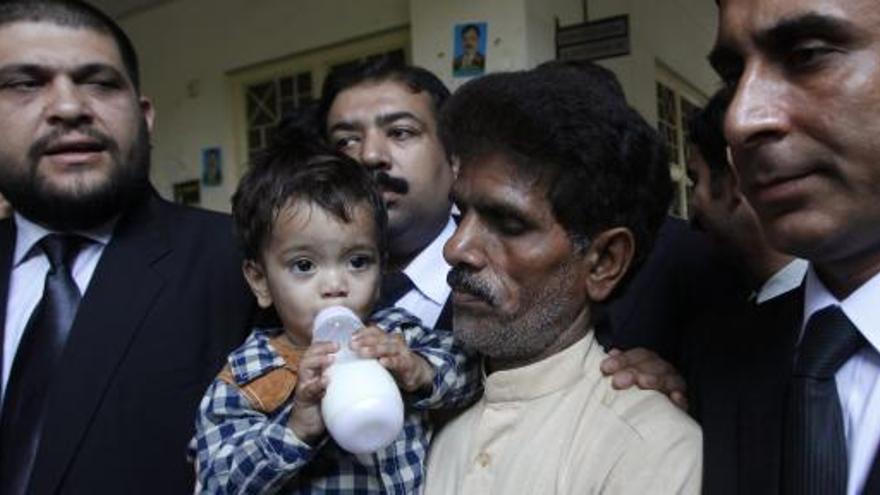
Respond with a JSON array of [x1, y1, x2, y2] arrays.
[[379, 355, 402, 370], [304, 341, 339, 356], [350, 328, 386, 352], [380, 353, 415, 374], [375, 334, 406, 355], [297, 374, 330, 402], [352, 335, 391, 358], [299, 351, 335, 378], [351, 325, 384, 342]]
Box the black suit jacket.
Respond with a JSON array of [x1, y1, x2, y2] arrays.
[[691, 286, 800, 494], [697, 285, 880, 494], [0, 191, 255, 494], [598, 216, 750, 371]]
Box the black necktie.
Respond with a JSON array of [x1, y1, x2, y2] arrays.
[[0, 234, 84, 495], [783, 305, 866, 495], [376, 271, 415, 310]]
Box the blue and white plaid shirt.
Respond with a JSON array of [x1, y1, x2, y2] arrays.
[[190, 307, 480, 494]]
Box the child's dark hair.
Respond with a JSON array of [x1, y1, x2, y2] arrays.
[[232, 121, 387, 261]]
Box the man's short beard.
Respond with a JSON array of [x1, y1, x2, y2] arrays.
[[0, 121, 151, 231], [451, 256, 586, 364]]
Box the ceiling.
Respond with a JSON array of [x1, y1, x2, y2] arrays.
[[90, 0, 177, 19]]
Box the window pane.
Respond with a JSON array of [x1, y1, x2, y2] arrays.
[[656, 82, 680, 163], [246, 82, 277, 126], [279, 76, 294, 99], [297, 72, 311, 94]]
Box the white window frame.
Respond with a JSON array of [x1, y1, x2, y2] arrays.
[[226, 26, 411, 179], [655, 63, 707, 219]]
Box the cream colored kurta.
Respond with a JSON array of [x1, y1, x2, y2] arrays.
[[424, 332, 702, 494]]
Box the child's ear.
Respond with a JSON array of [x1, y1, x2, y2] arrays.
[[583, 227, 634, 303], [242, 259, 274, 308]]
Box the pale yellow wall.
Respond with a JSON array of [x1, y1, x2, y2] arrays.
[[523, 0, 582, 68], [121, 0, 409, 211], [412, 0, 718, 122], [411, 0, 528, 92], [541, 0, 719, 124], [409, 0, 582, 91], [121, 0, 718, 212], [632, 0, 719, 121]]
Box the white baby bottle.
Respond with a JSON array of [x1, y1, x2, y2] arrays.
[[313, 305, 405, 454]]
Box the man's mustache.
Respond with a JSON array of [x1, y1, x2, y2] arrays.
[[29, 127, 117, 164], [447, 266, 496, 306], [373, 171, 409, 195]]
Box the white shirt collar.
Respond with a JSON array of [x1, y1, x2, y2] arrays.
[[402, 215, 455, 306], [13, 212, 116, 266], [803, 265, 880, 355], [756, 258, 809, 304]]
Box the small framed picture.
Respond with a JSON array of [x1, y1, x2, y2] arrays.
[[453, 22, 487, 78], [173, 179, 200, 206], [202, 147, 223, 186]]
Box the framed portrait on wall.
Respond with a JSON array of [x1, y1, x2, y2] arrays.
[[453, 22, 487, 78], [202, 147, 223, 186]]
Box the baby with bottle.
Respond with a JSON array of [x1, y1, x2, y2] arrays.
[[189, 130, 479, 494]]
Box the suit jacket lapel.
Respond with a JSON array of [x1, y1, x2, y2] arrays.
[[737, 286, 803, 493], [31, 194, 171, 493], [0, 220, 14, 401], [435, 296, 453, 331]]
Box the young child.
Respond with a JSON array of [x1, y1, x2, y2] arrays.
[[189, 130, 479, 494]]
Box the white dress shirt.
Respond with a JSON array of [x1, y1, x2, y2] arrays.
[[755, 258, 808, 304], [802, 266, 880, 495], [1, 213, 113, 405], [391, 216, 454, 328]]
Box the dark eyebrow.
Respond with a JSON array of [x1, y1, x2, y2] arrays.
[[0, 64, 51, 79], [757, 12, 858, 50], [480, 201, 529, 221], [707, 44, 738, 77], [375, 111, 426, 129], [71, 63, 127, 82], [470, 192, 537, 227], [326, 111, 426, 136], [327, 120, 359, 135], [708, 12, 859, 79], [0, 63, 128, 85]]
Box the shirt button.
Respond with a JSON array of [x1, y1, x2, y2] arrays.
[[476, 452, 491, 467]]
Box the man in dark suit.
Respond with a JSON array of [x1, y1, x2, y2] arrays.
[[317, 59, 457, 331], [0, 2, 254, 494], [680, 90, 806, 494], [708, 0, 880, 492]]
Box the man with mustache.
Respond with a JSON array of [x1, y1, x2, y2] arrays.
[[685, 90, 805, 295], [681, 90, 813, 494], [702, 0, 880, 492], [423, 62, 701, 494], [318, 59, 457, 331], [0, 1, 254, 494]]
